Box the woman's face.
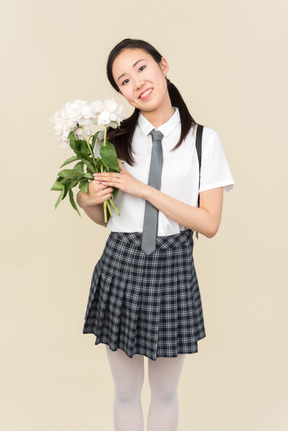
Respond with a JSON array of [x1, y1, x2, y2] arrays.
[[112, 48, 170, 114]]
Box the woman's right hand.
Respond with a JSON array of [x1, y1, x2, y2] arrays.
[[77, 180, 114, 208], [76, 180, 114, 226]]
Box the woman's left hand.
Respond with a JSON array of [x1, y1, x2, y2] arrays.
[[93, 160, 148, 199]]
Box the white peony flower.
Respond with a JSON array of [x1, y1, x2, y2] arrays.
[[51, 100, 93, 146], [74, 125, 92, 140], [115, 103, 125, 121], [63, 99, 94, 126], [97, 110, 112, 126], [104, 98, 118, 112], [50, 109, 76, 146], [51, 109, 75, 135], [92, 98, 125, 128], [60, 137, 70, 148], [51, 98, 125, 147], [89, 100, 104, 115]]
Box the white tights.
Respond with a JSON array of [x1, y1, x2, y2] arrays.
[[106, 346, 186, 431]]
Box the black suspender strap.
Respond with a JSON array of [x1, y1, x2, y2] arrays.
[[195, 124, 204, 239]]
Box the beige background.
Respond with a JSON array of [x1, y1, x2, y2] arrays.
[[1, 0, 287, 430]]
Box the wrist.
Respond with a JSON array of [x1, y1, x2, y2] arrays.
[[76, 190, 95, 209], [142, 184, 154, 200]]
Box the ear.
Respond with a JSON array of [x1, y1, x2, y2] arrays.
[[160, 57, 169, 77]]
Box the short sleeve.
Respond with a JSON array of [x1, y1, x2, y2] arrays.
[[199, 128, 234, 194]]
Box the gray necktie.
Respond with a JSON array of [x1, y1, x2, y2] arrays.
[[141, 129, 164, 255]]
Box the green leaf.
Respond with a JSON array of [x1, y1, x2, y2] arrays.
[[112, 187, 119, 200], [95, 157, 103, 172], [67, 131, 96, 170], [57, 176, 67, 184], [63, 183, 70, 200], [78, 139, 90, 156], [68, 131, 79, 153], [81, 158, 95, 173], [58, 180, 78, 202], [92, 131, 103, 149], [101, 159, 109, 171], [74, 161, 84, 172], [58, 169, 85, 180], [100, 141, 119, 172], [91, 132, 97, 150], [59, 177, 87, 186], [84, 172, 94, 180], [55, 188, 65, 209], [60, 155, 79, 168], [69, 189, 81, 216], [51, 180, 64, 191], [69, 179, 79, 189], [79, 180, 89, 194], [69, 130, 89, 155]]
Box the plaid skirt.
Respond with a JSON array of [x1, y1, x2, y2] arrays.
[[82, 229, 206, 361]]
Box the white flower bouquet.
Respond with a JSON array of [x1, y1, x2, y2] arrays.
[[51, 98, 125, 222]]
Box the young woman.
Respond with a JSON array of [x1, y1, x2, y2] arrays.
[[77, 38, 234, 431]]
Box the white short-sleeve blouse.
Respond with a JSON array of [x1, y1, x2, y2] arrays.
[[107, 108, 234, 236]]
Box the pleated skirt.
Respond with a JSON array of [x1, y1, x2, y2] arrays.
[[82, 229, 206, 361]]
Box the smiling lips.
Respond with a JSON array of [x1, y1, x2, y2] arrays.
[[139, 88, 153, 100]]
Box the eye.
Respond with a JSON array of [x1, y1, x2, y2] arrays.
[[121, 79, 129, 86], [139, 65, 146, 72]]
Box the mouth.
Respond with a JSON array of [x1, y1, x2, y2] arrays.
[[138, 88, 153, 100]]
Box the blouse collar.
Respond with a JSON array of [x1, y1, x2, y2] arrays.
[[137, 107, 180, 137]]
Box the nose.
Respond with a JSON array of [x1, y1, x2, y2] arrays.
[[134, 76, 145, 90]]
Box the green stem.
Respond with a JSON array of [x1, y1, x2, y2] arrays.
[[100, 127, 115, 221], [106, 201, 113, 218], [103, 201, 107, 224], [103, 125, 107, 147], [81, 126, 97, 171], [109, 198, 120, 215]]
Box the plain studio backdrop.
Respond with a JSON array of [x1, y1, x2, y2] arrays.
[[1, 0, 287, 430]]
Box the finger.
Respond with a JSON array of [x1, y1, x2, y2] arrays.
[[89, 180, 109, 191], [118, 159, 126, 172], [93, 187, 113, 203], [98, 187, 114, 196], [90, 179, 106, 186], [93, 173, 121, 181], [93, 173, 121, 187], [100, 180, 120, 188], [97, 192, 113, 204]]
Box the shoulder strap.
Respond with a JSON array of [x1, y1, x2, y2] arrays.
[[195, 124, 204, 239], [196, 124, 203, 206]]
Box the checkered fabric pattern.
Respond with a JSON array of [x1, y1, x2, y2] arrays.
[[83, 230, 206, 361]]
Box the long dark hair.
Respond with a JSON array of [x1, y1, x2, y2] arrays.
[[106, 38, 197, 165]]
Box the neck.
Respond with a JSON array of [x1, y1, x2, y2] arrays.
[[140, 94, 175, 128]]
